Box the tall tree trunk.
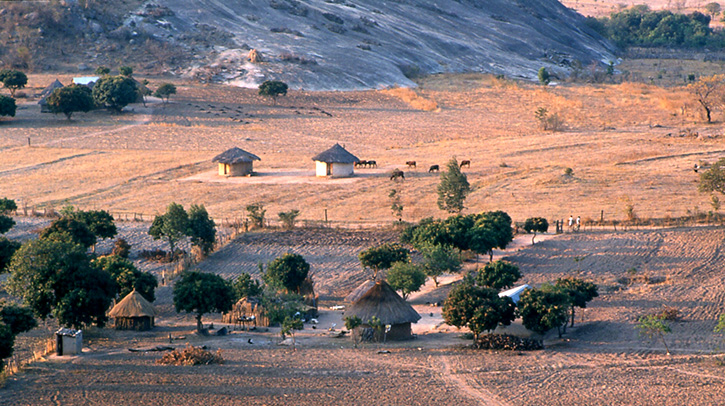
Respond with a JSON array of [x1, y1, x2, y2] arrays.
[[571, 307, 576, 327], [196, 314, 203, 332]]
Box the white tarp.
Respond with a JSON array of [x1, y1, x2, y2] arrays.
[[498, 284, 531, 304]]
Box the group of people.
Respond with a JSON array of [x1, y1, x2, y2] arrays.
[[554, 216, 581, 233]]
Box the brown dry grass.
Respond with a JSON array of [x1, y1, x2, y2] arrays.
[[1, 73, 722, 226], [380, 87, 439, 111]]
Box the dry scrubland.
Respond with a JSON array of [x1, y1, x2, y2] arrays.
[[562, 0, 725, 19], [3, 227, 725, 405], [2, 73, 725, 225]]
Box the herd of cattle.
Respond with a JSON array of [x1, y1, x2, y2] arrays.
[[353, 159, 471, 180]]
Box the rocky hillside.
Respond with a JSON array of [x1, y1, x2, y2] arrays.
[[2, 0, 615, 90]]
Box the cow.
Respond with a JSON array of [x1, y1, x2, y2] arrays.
[[367, 160, 377, 168], [428, 165, 440, 173], [406, 161, 417, 168], [355, 160, 368, 168], [390, 168, 405, 181], [460, 160, 471, 168]]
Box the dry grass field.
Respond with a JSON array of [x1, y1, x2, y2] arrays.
[[562, 0, 724, 18], [2, 73, 724, 227]]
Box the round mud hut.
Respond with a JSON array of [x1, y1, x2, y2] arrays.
[[108, 290, 157, 331], [345, 280, 421, 341], [344, 279, 376, 303], [312, 143, 359, 178], [212, 147, 261, 177]]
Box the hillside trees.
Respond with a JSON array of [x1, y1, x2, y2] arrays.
[[258, 80, 288, 105], [419, 244, 461, 287], [92, 75, 137, 112], [443, 280, 516, 343], [188, 204, 216, 255], [0, 238, 20, 273], [687, 74, 725, 123], [518, 287, 570, 337], [264, 253, 310, 294], [386, 262, 426, 299], [232, 272, 263, 300], [437, 158, 471, 213], [359, 243, 410, 280], [39, 217, 96, 249], [538, 67, 550, 85], [173, 271, 234, 332], [154, 83, 177, 104], [523, 217, 549, 244], [0, 301, 36, 371], [149, 202, 189, 255], [6, 239, 115, 329], [555, 277, 599, 327], [0, 69, 27, 97], [705, 2, 721, 18], [637, 314, 672, 354], [46, 85, 94, 120], [0, 94, 16, 118]]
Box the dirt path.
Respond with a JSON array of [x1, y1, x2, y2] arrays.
[[440, 356, 510, 406]]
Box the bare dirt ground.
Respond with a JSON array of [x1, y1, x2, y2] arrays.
[[3, 226, 725, 405]]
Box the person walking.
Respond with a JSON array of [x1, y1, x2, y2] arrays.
[[568, 215, 574, 231], [576, 216, 581, 232]]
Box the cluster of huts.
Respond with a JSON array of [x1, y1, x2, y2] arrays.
[[212, 143, 361, 179]]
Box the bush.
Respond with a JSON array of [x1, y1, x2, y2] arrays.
[[0, 95, 16, 118], [112, 238, 131, 258], [653, 306, 680, 322], [157, 344, 224, 366], [246, 203, 266, 229], [475, 334, 544, 351], [278, 209, 300, 230]]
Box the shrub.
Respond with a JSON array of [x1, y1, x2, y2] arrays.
[[246, 203, 266, 229], [157, 345, 224, 366], [112, 238, 131, 258], [475, 333, 543, 351], [278, 209, 300, 230]]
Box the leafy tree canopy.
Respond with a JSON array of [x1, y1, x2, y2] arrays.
[[359, 243, 410, 279], [154, 83, 177, 103], [46, 85, 94, 120], [0, 301, 37, 369], [437, 158, 471, 213], [264, 253, 310, 294], [554, 277, 598, 327], [0, 94, 16, 118], [188, 204, 216, 255], [0, 237, 21, 273], [232, 273, 263, 301], [92, 255, 157, 302], [92, 75, 138, 112], [523, 217, 549, 244], [0, 69, 27, 97], [173, 271, 234, 331], [6, 239, 115, 329], [476, 260, 522, 291], [443, 281, 516, 342], [699, 157, 725, 195], [386, 261, 426, 299], [419, 243, 462, 287], [518, 287, 570, 336], [258, 80, 288, 104], [149, 202, 189, 254], [39, 217, 96, 248]]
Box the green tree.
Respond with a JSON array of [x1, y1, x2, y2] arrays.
[[344, 315, 362, 347], [476, 260, 521, 290], [443, 281, 516, 343], [705, 2, 721, 18], [173, 271, 234, 332], [188, 204, 216, 255], [0, 94, 16, 118], [278, 209, 300, 230], [258, 80, 288, 105], [92, 255, 157, 302], [95, 66, 111, 76], [468, 211, 514, 261], [0, 237, 21, 273], [0, 69, 27, 97], [6, 239, 115, 329], [68, 209, 117, 241], [0, 301, 36, 371], [523, 217, 549, 244], [386, 262, 426, 299], [46, 85, 94, 120], [699, 157, 725, 195], [39, 217, 96, 249], [92, 75, 138, 113], [232, 273, 263, 300], [0, 198, 17, 214], [118, 66, 133, 77], [437, 158, 471, 213], [419, 244, 461, 287], [149, 202, 189, 255], [359, 243, 410, 280], [555, 277, 598, 327], [538, 67, 550, 85], [518, 288, 570, 337], [154, 83, 177, 104], [0, 197, 16, 235], [389, 189, 403, 221], [264, 253, 310, 294], [246, 203, 266, 229], [636, 314, 672, 355], [281, 315, 304, 350]]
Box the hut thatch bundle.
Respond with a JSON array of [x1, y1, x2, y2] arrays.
[[345, 280, 421, 340], [108, 290, 157, 331], [344, 279, 376, 303], [311, 143, 359, 164]]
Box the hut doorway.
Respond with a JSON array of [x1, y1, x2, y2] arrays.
[[326, 163, 332, 176]]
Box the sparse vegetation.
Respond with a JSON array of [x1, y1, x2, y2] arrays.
[[246, 203, 266, 229], [278, 209, 301, 230], [154, 83, 177, 104], [637, 314, 672, 355], [258, 80, 288, 105]]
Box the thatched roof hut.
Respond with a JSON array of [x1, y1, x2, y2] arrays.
[[38, 79, 64, 113], [345, 280, 421, 340], [108, 290, 157, 331], [212, 147, 261, 177], [312, 143, 359, 177], [222, 297, 271, 327], [344, 279, 376, 303]]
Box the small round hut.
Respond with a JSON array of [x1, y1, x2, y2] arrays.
[[345, 280, 421, 341], [212, 147, 261, 177], [312, 143, 359, 178], [344, 279, 376, 303], [108, 290, 157, 331]]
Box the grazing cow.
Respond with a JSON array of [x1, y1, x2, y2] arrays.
[[355, 160, 368, 168], [406, 161, 417, 168], [428, 165, 440, 173], [390, 168, 405, 181], [460, 160, 471, 168], [367, 160, 377, 168]]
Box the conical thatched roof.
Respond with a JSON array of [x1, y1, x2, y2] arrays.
[[40, 79, 63, 98], [345, 280, 420, 325], [311, 143, 359, 164], [212, 147, 261, 164], [109, 290, 156, 318], [344, 279, 376, 303]]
